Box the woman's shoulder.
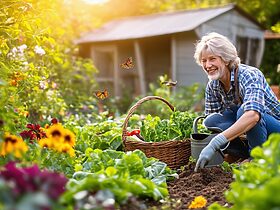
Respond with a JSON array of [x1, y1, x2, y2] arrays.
[[238, 64, 264, 79], [239, 64, 260, 72]]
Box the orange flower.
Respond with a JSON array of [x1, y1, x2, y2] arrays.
[[10, 79, 18, 86], [188, 196, 207, 209], [9, 71, 25, 87], [19, 110, 29, 118]]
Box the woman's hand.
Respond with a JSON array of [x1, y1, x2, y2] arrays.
[[195, 133, 228, 172]]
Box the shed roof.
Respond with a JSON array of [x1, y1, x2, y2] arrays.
[[76, 4, 262, 44]]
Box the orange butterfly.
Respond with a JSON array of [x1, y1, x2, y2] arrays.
[[95, 89, 109, 100], [161, 80, 178, 87], [120, 57, 134, 69]]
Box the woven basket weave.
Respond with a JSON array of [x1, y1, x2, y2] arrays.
[[122, 96, 191, 169]]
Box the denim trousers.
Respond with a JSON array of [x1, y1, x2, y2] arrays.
[[203, 105, 280, 158]]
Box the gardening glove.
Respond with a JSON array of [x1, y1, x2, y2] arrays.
[[194, 133, 228, 172]]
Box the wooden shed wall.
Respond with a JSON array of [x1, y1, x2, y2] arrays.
[[197, 10, 263, 40], [117, 41, 137, 95], [196, 10, 264, 67], [141, 36, 171, 86], [174, 31, 208, 86]]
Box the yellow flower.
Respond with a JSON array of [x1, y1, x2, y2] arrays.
[[0, 133, 28, 158], [45, 124, 76, 156], [47, 124, 65, 140], [19, 110, 29, 118], [39, 138, 52, 148], [188, 196, 207, 209], [57, 143, 75, 157], [63, 129, 76, 146], [13, 141, 28, 158]]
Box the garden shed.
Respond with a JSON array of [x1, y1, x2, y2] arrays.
[[76, 4, 265, 97]]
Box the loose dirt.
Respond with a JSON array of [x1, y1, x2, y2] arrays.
[[120, 162, 234, 210], [165, 162, 233, 209]]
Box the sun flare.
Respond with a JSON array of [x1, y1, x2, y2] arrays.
[[83, 0, 108, 4]]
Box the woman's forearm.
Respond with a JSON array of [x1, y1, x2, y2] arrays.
[[222, 110, 260, 141]]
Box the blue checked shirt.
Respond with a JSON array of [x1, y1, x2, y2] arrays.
[[205, 64, 280, 120]]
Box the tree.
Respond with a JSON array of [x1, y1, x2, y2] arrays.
[[0, 0, 98, 135]]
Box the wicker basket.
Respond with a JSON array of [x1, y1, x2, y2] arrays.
[[122, 96, 191, 169]]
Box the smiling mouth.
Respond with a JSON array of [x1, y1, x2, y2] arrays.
[[207, 69, 217, 75]]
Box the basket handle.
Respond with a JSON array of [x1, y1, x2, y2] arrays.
[[122, 96, 175, 144]]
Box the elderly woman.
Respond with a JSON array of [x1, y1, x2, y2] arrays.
[[193, 32, 280, 171]]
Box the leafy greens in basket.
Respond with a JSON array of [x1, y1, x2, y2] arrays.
[[140, 111, 208, 142]]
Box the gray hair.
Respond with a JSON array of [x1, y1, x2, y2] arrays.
[[194, 32, 240, 69]]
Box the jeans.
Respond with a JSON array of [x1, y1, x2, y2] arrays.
[[203, 105, 280, 158]]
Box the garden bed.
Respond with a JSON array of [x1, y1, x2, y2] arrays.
[[166, 163, 233, 209], [121, 163, 233, 210]]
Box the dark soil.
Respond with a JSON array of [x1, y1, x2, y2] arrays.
[[120, 162, 234, 210], [165, 163, 233, 209]]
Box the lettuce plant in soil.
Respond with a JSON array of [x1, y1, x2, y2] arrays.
[[209, 133, 280, 210], [61, 149, 178, 209]]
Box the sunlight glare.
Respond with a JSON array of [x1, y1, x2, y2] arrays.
[[83, 0, 108, 4]]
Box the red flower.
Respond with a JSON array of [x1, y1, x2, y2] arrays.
[[20, 123, 47, 142], [51, 118, 58, 124], [20, 130, 36, 140]]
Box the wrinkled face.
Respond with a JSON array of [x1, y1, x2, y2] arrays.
[[201, 51, 228, 81]]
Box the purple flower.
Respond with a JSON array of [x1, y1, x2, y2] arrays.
[[0, 162, 68, 201]]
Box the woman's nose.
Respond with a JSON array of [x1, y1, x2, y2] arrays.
[[204, 60, 212, 69]]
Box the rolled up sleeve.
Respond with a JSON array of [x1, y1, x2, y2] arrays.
[[240, 78, 265, 114]]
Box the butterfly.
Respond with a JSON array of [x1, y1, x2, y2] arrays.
[[95, 89, 109, 100], [161, 80, 178, 87], [120, 57, 134, 69]]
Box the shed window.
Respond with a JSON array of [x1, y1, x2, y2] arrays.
[[236, 36, 260, 67]]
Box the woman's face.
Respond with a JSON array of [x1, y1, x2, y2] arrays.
[[201, 51, 229, 81]]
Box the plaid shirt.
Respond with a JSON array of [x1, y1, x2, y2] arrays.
[[205, 64, 280, 120]]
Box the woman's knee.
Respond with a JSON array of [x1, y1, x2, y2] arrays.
[[203, 113, 223, 128], [203, 113, 232, 132]]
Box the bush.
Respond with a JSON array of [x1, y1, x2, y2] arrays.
[[260, 39, 280, 85]]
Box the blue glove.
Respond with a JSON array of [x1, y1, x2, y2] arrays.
[[194, 133, 228, 172]]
